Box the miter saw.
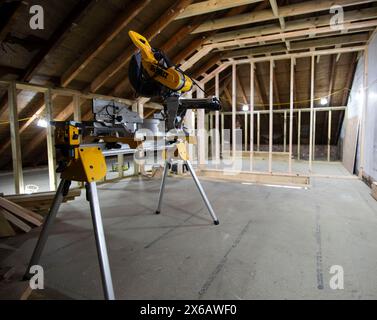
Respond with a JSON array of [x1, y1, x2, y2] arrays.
[[128, 30, 221, 133], [128, 30, 221, 226]]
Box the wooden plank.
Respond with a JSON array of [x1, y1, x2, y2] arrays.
[[198, 169, 310, 187], [61, 0, 150, 87], [0, 198, 43, 226], [0, 209, 32, 233], [197, 83, 206, 166], [8, 81, 24, 194], [5, 189, 81, 203], [0, 211, 16, 237], [206, 7, 377, 44], [0, 1, 24, 43], [215, 73, 220, 164], [176, 0, 263, 19], [45, 89, 57, 191], [219, 32, 369, 58], [250, 62, 255, 171], [289, 58, 294, 173], [193, 0, 376, 33], [328, 110, 332, 162], [269, 60, 273, 173], [23, 0, 96, 83], [232, 64, 237, 157], [309, 55, 315, 172]]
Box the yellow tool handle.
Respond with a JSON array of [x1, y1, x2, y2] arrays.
[[128, 30, 157, 64]]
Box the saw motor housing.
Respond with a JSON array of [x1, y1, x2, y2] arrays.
[[128, 31, 192, 97], [128, 30, 222, 134]]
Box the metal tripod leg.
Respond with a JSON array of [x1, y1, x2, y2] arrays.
[[23, 179, 71, 280], [87, 182, 115, 300], [155, 160, 169, 214], [185, 160, 220, 225]]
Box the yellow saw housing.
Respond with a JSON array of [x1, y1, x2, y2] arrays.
[[129, 30, 192, 93]]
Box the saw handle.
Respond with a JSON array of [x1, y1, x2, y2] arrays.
[[128, 30, 156, 64]]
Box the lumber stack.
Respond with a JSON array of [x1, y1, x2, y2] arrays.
[[4, 188, 81, 216], [0, 188, 81, 238], [0, 197, 43, 238]]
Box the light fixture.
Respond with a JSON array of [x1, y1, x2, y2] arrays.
[[320, 97, 328, 106], [37, 118, 48, 128], [242, 104, 249, 112]]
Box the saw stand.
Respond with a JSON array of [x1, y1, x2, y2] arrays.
[[23, 141, 115, 300], [155, 140, 219, 225]]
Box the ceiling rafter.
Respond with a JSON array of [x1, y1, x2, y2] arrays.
[[176, 0, 263, 20], [0, 0, 96, 119], [192, 0, 376, 34], [206, 7, 377, 44], [60, 0, 151, 88]]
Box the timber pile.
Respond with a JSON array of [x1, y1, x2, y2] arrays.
[[4, 188, 81, 216], [0, 188, 81, 238], [0, 197, 43, 238]]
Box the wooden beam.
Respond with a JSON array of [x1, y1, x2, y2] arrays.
[[197, 82, 206, 166], [191, 53, 222, 79], [45, 89, 57, 191], [232, 64, 237, 157], [223, 46, 366, 65], [0, 1, 25, 43], [222, 44, 286, 58], [289, 58, 294, 173], [193, 0, 376, 34], [219, 33, 369, 60], [61, 0, 151, 87], [90, 0, 193, 93], [206, 20, 377, 50], [23, 0, 96, 83], [250, 62, 255, 171], [21, 99, 79, 162], [8, 82, 24, 194], [309, 55, 315, 172], [172, 3, 253, 64], [0, 65, 23, 77], [206, 7, 377, 44], [0, 0, 96, 118], [268, 60, 273, 173], [215, 73, 220, 164], [291, 33, 369, 50], [269, 0, 285, 30], [327, 110, 332, 162], [176, 0, 263, 19]]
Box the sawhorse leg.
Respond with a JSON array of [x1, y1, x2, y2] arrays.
[[86, 181, 115, 300], [155, 160, 169, 215], [23, 179, 115, 300], [155, 160, 219, 225], [23, 179, 71, 280], [185, 160, 219, 225]]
